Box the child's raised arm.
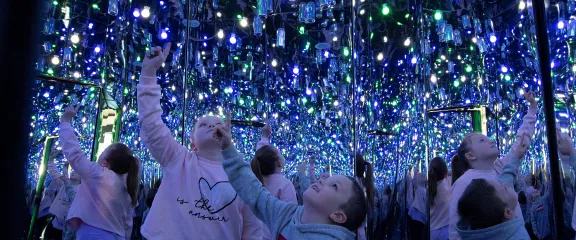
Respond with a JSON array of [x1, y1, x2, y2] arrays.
[[558, 130, 576, 170], [498, 133, 530, 186], [59, 106, 105, 178], [137, 43, 189, 168], [256, 120, 271, 151], [496, 91, 538, 174], [47, 151, 64, 185], [216, 122, 296, 234], [297, 161, 311, 191]]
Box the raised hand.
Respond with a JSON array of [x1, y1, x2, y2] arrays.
[[557, 129, 574, 156], [262, 120, 271, 138], [298, 161, 307, 173], [61, 105, 79, 123], [524, 91, 537, 109], [142, 43, 172, 77], [512, 133, 530, 160], [214, 112, 233, 150]]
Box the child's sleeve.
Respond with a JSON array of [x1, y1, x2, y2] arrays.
[[222, 147, 296, 230], [497, 155, 521, 187], [256, 136, 270, 151], [59, 122, 105, 178], [137, 77, 188, 168], [47, 161, 63, 186], [298, 171, 311, 191], [495, 106, 537, 174], [449, 179, 466, 240], [241, 202, 262, 240]]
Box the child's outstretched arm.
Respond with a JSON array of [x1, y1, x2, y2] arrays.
[[297, 162, 311, 191], [137, 43, 188, 168], [496, 91, 538, 173], [498, 133, 529, 186], [308, 155, 317, 184], [59, 106, 105, 178], [215, 124, 295, 233], [558, 130, 576, 171], [47, 151, 64, 186], [256, 120, 271, 150]]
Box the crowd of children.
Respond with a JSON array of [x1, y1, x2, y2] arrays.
[[28, 44, 576, 240]]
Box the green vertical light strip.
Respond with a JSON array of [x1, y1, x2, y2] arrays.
[[27, 136, 56, 240], [471, 108, 487, 135]]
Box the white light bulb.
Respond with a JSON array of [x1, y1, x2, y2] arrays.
[[217, 29, 224, 39], [271, 59, 278, 67], [430, 74, 437, 83], [377, 53, 384, 61], [404, 37, 411, 46], [51, 56, 60, 65], [519, 1, 526, 10], [73, 72, 81, 78], [332, 36, 338, 42], [141, 7, 151, 18], [70, 34, 80, 44], [240, 17, 248, 27]]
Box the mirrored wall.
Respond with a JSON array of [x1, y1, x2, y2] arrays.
[[24, 0, 576, 239]]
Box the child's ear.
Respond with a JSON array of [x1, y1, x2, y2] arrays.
[[503, 208, 514, 220], [329, 211, 347, 224], [465, 152, 476, 161]]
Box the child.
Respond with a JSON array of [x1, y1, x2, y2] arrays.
[[252, 123, 298, 240], [557, 130, 576, 236], [429, 157, 450, 240], [46, 151, 81, 240], [456, 134, 531, 239], [59, 106, 140, 239], [138, 44, 260, 239], [449, 91, 537, 240], [218, 123, 373, 240]]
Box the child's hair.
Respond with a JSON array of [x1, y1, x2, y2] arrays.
[[336, 152, 374, 231], [105, 143, 140, 206], [452, 133, 475, 185], [458, 178, 506, 230], [250, 145, 281, 184], [429, 157, 448, 206], [518, 191, 527, 205]]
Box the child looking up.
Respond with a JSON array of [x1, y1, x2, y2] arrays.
[[251, 122, 298, 240], [218, 120, 373, 240], [138, 44, 260, 240], [59, 106, 139, 239]]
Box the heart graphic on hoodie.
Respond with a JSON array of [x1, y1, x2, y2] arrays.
[[197, 177, 237, 214]]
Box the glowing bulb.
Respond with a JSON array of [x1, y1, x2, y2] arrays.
[[73, 72, 81, 78], [333, 36, 338, 42], [430, 74, 437, 83], [334, 100, 339, 106], [519, 89, 525, 95], [489, 35, 497, 43], [229, 34, 237, 44], [519, 1, 526, 10], [411, 57, 417, 64], [306, 88, 312, 95], [240, 17, 248, 27], [383, 36, 388, 42], [217, 12, 222, 17], [382, 4, 390, 16], [133, 8, 140, 17], [94, 46, 101, 53], [160, 31, 168, 39], [558, 21, 565, 29], [359, 9, 365, 15], [377, 53, 384, 61], [472, 37, 478, 43], [434, 10, 442, 21], [404, 37, 411, 46], [271, 59, 278, 67], [70, 34, 80, 44], [293, 66, 299, 74], [217, 29, 224, 39], [460, 76, 466, 82], [51, 56, 60, 65], [501, 66, 508, 73], [141, 6, 151, 18]]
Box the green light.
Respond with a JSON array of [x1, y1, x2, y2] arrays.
[[233, 56, 239, 60], [237, 14, 242, 19], [305, 41, 310, 50], [343, 47, 349, 57], [505, 75, 512, 81], [434, 10, 442, 21], [53, 1, 58, 5], [92, 4, 98, 9], [382, 4, 390, 15], [307, 107, 314, 114], [47, 68, 54, 75], [137, 56, 141, 62], [454, 80, 460, 87], [239, 99, 245, 105], [302, 97, 307, 104], [299, 26, 305, 34], [465, 65, 472, 72], [404, 14, 410, 19]]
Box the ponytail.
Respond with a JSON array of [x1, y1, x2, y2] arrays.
[[251, 157, 265, 184], [429, 157, 448, 206], [126, 156, 140, 207]]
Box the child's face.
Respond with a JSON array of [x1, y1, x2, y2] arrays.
[[303, 175, 354, 222], [319, 172, 330, 181], [485, 178, 518, 216], [97, 145, 112, 167], [192, 116, 225, 150], [468, 133, 500, 161]]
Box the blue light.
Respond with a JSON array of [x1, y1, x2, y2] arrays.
[[489, 35, 497, 43], [293, 66, 299, 74], [160, 1, 164, 6], [558, 21, 565, 29], [43, 92, 50, 98], [306, 88, 312, 95], [229, 34, 237, 44], [160, 31, 168, 39], [95, 46, 101, 53], [133, 9, 140, 17], [88, 23, 93, 29], [501, 65, 508, 73]]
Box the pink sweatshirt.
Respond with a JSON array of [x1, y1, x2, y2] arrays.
[[449, 107, 537, 240], [59, 122, 133, 238], [138, 76, 261, 240], [256, 137, 298, 240]]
